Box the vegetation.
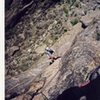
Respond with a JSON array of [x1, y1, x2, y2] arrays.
[[51, 34, 59, 42], [20, 63, 29, 71], [63, 7, 69, 17], [70, 18, 78, 26], [67, 0, 76, 6], [63, 0, 77, 17], [71, 0, 76, 5]]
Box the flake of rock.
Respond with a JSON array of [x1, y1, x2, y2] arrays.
[[18, 33, 25, 40], [10, 46, 20, 56]]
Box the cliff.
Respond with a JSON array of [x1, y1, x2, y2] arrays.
[[5, 0, 100, 100]]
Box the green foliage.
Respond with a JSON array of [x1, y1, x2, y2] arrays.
[[70, 19, 78, 26], [20, 63, 29, 71], [67, 0, 76, 6], [63, 7, 69, 17], [51, 34, 59, 42], [71, 0, 76, 5]]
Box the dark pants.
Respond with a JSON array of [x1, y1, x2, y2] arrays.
[[57, 76, 100, 100]]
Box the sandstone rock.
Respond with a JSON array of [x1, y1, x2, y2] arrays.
[[28, 80, 45, 93], [74, 9, 85, 17], [35, 44, 47, 54], [54, 20, 57, 24], [18, 33, 25, 40], [48, 39, 53, 44], [5, 0, 100, 100], [10, 94, 32, 100], [10, 46, 19, 56], [27, 48, 32, 53], [47, 23, 100, 99], [33, 94, 44, 100], [53, 22, 83, 56], [22, 94, 32, 100], [40, 22, 100, 99], [80, 10, 100, 27], [66, 19, 73, 30], [80, 15, 94, 27]]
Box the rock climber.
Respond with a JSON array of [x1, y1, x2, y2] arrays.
[[45, 47, 58, 65], [56, 65, 100, 100], [79, 65, 100, 87]]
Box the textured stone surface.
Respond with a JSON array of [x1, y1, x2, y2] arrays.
[[5, 0, 100, 100]]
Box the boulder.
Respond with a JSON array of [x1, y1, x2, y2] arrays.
[[80, 15, 94, 27], [80, 10, 100, 27]]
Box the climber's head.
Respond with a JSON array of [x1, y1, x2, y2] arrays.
[[45, 47, 49, 51]]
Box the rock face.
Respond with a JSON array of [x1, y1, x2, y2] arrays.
[[6, 20, 100, 100], [5, 0, 100, 100], [35, 22, 100, 100], [5, 0, 65, 76], [52, 22, 100, 98], [80, 10, 100, 27]]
